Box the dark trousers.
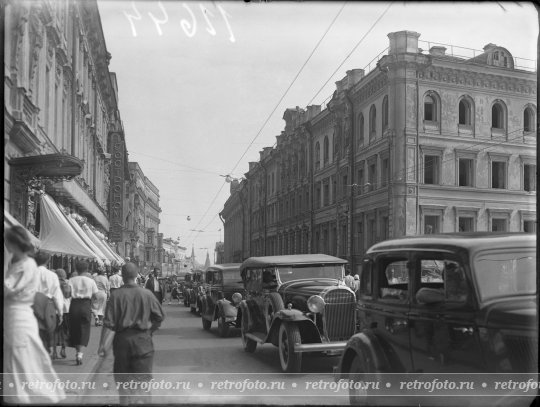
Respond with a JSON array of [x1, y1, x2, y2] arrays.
[[113, 329, 154, 405], [68, 298, 92, 347], [152, 291, 163, 304]]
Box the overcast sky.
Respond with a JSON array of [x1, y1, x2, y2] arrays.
[[97, 1, 538, 263]]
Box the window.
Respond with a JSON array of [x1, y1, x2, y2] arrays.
[[315, 142, 320, 169], [323, 182, 329, 206], [323, 137, 329, 164], [458, 158, 474, 187], [382, 96, 389, 131], [523, 220, 536, 233], [357, 167, 364, 195], [332, 177, 337, 203], [355, 221, 363, 253], [380, 216, 389, 240], [458, 217, 474, 232], [381, 157, 389, 187], [491, 103, 504, 129], [424, 215, 440, 234], [380, 259, 408, 301], [416, 259, 468, 304], [367, 218, 376, 246], [491, 218, 507, 232], [315, 185, 321, 209], [357, 114, 365, 148], [524, 107, 535, 132], [458, 98, 472, 125], [424, 95, 436, 121], [491, 161, 507, 189], [424, 155, 440, 185], [368, 161, 376, 191], [369, 105, 376, 142], [524, 164, 536, 192]]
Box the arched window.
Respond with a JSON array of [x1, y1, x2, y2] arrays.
[[323, 136, 329, 164], [424, 95, 437, 121], [357, 113, 364, 149], [315, 142, 320, 169], [492, 102, 505, 129], [382, 96, 389, 131], [369, 105, 376, 142], [524, 106, 536, 132], [458, 97, 472, 126]]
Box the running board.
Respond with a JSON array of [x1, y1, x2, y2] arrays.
[[293, 341, 347, 353], [244, 332, 266, 344]]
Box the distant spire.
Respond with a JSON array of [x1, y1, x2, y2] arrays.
[[204, 251, 211, 270]]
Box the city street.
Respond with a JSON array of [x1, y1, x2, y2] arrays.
[[54, 301, 348, 405]]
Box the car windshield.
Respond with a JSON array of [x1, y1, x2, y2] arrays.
[[277, 264, 344, 282], [474, 249, 536, 302]]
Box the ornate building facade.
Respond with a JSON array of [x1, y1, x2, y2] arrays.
[[5, 0, 129, 249], [220, 31, 537, 272]]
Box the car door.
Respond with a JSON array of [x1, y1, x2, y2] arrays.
[[408, 251, 484, 373], [362, 252, 414, 373]]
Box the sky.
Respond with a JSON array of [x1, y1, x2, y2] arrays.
[[97, 1, 538, 264]]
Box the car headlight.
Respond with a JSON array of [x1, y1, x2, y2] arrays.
[[232, 292, 243, 304], [307, 295, 325, 313]]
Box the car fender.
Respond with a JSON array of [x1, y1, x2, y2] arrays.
[[216, 299, 238, 320], [336, 330, 405, 379], [267, 313, 321, 346]]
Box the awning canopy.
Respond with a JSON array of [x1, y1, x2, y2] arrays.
[[65, 214, 110, 265], [82, 224, 125, 266], [39, 193, 103, 264], [8, 153, 83, 180]]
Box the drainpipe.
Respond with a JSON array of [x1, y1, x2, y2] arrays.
[[345, 90, 355, 272], [304, 122, 314, 253], [415, 70, 420, 235], [259, 161, 267, 255], [71, 4, 78, 157]]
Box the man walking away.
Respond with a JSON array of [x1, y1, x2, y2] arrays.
[[145, 268, 165, 304], [34, 251, 64, 358], [109, 267, 123, 293], [68, 261, 98, 365], [98, 262, 165, 405]]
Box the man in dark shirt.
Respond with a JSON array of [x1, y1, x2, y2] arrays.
[[98, 262, 165, 405], [145, 268, 165, 303]]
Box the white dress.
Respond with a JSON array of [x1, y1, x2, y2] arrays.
[[3, 256, 66, 404]]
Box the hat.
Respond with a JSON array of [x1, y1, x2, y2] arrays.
[[354, 274, 359, 280]]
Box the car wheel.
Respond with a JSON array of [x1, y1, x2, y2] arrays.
[[278, 322, 302, 373], [265, 292, 284, 332], [348, 350, 375, 406], [202, 317, 211, 331], [217, 313, 230, 338], [241, 311, 257, 353]]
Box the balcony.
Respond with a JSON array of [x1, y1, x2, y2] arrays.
[[9, 88, 40, 154]]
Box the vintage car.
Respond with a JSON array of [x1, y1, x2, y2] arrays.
[[335, 233, 537, 404], [200, 263, 243, 337], [186, 269, 205, 313], [182, 273, 193, 307], [237, 254, 356, 373]]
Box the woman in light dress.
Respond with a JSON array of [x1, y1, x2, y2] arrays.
[[92, 268, 109, 326], [3, 225, 65, 404]]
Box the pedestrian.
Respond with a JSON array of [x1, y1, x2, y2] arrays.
[[353, 274, 360, 292], [68, 261, 98, 365], [170, 280, 181, 305], [145, 268, 165, 303], [92, 268, 110, 326], [3, 225, 65, 404], [109, 266, 123, 293], [343, 269, 355, 289], [53, 268, 71, 359], [98, 262, 165, 405], [34, 251, 65, 357]]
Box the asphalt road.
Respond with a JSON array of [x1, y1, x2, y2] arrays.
[[51, 300, 349, 405]]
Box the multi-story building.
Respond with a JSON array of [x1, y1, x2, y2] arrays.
[[220, 30, 537, 272], [123, 162, 162, 271], [4, 0, 129, 256], [160, 237, 187, 276]]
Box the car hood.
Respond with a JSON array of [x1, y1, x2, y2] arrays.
[[482, 298, 538, 330], [278, 279, 341, 297]]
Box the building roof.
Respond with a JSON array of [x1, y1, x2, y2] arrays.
[[240, 254, 348, 269]]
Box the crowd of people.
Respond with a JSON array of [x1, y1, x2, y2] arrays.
[[3, 224, 169, 405]]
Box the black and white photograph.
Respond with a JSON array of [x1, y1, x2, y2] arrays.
[[3, 0, 538, 405]]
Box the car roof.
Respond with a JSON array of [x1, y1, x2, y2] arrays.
[[206, 263, 241, 272], [367, 232, 536, 255], [240, 254, 347, 270]]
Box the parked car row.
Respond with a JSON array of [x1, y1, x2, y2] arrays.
[[181, 233, 537, 404]]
